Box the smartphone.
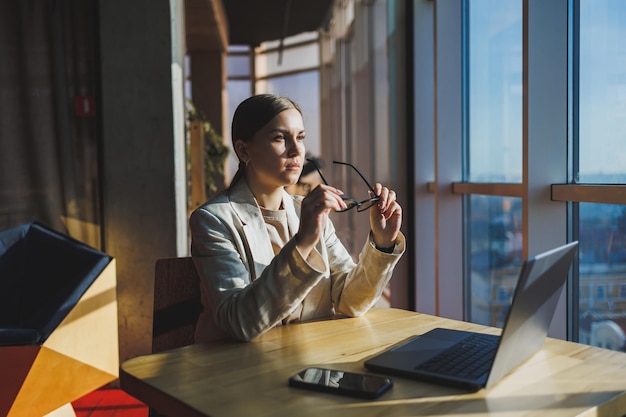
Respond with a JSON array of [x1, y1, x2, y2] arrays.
[[288, 367, 393, 399]]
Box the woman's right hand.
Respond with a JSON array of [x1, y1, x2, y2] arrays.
[[295, 184, 347, 257]]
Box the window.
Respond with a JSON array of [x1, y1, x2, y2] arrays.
[[419, 0, 626, 351], [572, 0, 626, 348], [225, 45, 254, 181], [577, 1, 626, 185], [462, 0, 626, 349], [468, 195, 522, 327], [467, 0, 523, 183], [465, 0, 524, 327]]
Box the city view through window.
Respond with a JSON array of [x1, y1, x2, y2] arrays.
[[466, 0, 626, 351]]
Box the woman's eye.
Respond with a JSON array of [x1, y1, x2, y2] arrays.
[[297, 135, 306, 141]]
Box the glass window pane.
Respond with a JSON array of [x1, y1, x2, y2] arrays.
[[578, 203, 626, 351], [258, 71, 321, 157], [227, 53, 250, 78], [467, 195, 523, 327], [224, 80, 252, 180], [578, 1, 626, 184], [467, 0, 522, 182]]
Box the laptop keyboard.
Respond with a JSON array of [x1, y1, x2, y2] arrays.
[[415, 333, 499, 379]]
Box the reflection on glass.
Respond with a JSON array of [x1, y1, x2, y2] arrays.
[[467, 195, 523, 327], [578, 1, 626, 184], [578, 203, 626, 351], [294, 367, 390, 394], [300, 368, 345, 387], [467, 0, 522, 182]]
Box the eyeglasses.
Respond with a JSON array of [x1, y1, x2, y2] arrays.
[[307, 158, 380, 212]]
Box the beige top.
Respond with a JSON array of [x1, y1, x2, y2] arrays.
[[260, 206, 303, 324]]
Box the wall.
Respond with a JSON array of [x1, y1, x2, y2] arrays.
[[99, 0, 188, 364]]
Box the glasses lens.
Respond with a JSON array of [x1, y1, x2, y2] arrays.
[[337, 198, 358, 212], [356, 198, 379, 212]]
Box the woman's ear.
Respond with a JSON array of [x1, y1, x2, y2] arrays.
[[233, 139, 249, 164]]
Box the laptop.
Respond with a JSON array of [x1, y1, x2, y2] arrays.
[[365, 241, 579, 391]]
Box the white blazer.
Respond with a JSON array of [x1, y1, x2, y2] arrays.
[[189, 179, 405, 342]]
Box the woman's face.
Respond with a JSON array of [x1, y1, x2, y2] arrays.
[[236, 108, 306, 190]]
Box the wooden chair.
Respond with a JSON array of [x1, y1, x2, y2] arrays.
[[150, 257, 202, 417], [152, 257, 202, 354]]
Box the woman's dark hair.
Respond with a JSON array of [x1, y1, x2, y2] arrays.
[[230, 94, 302, 186]]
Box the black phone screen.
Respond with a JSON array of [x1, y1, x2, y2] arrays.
[[288, 367, 393, 399]]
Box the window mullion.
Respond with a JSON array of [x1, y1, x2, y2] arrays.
[[525, 0, 570, 339]]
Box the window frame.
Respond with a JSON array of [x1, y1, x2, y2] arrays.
[[416, 0, 573, 339], [424, 0, 626, 342]]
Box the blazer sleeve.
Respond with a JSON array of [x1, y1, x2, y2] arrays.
[[323, 218, 406, 317]]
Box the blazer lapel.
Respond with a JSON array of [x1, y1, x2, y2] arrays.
[[228, 181, 276, 278], [227, 182, 327, 281]]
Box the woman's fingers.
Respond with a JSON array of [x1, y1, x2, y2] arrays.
[[370, 183, 397, 214], [297, 184, 347, 250], [306, 184, 347, 212]]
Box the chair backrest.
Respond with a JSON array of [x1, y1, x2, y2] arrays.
[[152, 257, 202, 353]]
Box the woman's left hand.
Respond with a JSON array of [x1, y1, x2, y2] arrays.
[[369, 183, 402, 250]]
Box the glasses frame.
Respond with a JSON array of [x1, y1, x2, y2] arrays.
[[307, 158, 380, 212]]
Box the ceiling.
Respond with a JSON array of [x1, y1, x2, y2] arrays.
[[185, 0, 334, 51], [223, 0, 334, 46]]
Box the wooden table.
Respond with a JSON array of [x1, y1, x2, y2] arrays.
[[120, 308, 626, 417]]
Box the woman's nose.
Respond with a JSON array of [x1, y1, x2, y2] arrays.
[[286, 138, 304, 155]]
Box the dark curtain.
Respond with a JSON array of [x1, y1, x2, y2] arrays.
[[0, 0, 101, 248]]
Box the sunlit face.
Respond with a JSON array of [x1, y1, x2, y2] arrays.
[[235, 109, 306, 191]]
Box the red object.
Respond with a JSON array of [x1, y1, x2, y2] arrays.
[[75, 96, 96, 117], [72, 388, 148, 417]]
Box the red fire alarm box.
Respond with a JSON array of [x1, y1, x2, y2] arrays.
[[75, 96, 96, 117]]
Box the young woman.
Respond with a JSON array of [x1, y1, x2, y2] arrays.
[[189, 94, 405, 342]]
